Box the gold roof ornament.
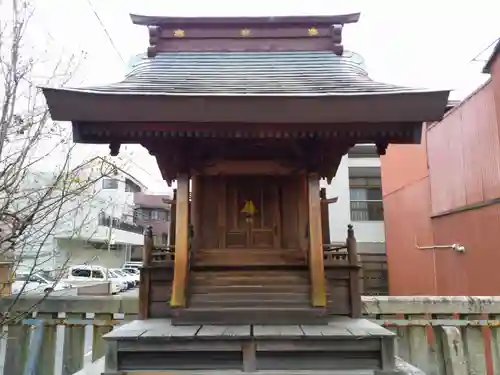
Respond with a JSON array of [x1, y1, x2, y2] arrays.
[[173, 29, 185, 37], [240, 28, 251, 37], [308, 27, 319, 36]]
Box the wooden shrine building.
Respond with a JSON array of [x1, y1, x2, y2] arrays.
[[42, 12, 449, 375]]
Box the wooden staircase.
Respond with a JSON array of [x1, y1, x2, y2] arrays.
[[172, 248, 328, 325], [191, 247, 306, 267]]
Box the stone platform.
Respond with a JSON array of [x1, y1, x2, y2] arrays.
[[98, 317, 407, 374]]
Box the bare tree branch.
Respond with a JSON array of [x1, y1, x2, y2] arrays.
[[0, 0, 130, 326]]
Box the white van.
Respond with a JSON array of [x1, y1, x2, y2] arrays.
[[66, 265, 122, 294]]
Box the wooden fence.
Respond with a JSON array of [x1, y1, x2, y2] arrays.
[[359, 253, 388, 296], [1, 295, 499, 375]]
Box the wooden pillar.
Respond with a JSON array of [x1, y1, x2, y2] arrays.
[[139, 227, 153, 319], [170, 173, 190, 307], [142, 226, 153, 266], [320, 188, 331, 245], [346, 224, 362, 317], [307, 173, 326, 307]]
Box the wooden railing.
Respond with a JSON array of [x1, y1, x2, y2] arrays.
[[1, 295, 499, 375]]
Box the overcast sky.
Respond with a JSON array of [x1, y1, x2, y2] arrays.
[[33, 0, 500, 192]]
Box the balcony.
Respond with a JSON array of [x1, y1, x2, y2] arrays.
[[97, 213, 144, 235]]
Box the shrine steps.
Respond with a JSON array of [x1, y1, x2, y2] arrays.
[[171, 307, 329, 325], [101, 318, 400, 375], [192, 248, 306, 267]]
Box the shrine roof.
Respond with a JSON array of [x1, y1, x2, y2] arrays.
[[41, 12, 450, 125], [129, 13, 361, 27], [50, 51, 430, 96]]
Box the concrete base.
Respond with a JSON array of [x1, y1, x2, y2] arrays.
[[75, 357, 426, 375]]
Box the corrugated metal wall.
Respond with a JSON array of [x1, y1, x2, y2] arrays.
[[432, 204, 500, 295], [382, 77, 500, 295], [383, 176, 437, 295], [427, 81, 500, 215]]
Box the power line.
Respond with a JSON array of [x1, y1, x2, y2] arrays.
[[85, 0, 125, 65]]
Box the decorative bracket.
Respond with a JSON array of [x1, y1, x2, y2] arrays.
[[147, 26, 161, 58], [331, 24, 344, 55], [109, 142, 121, 156]]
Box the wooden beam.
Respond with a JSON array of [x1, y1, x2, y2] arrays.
[[320, 188, 331, 245], [307, 173, 327, 307], [170, 174, 190, 307], [201, 159, 294, 175]]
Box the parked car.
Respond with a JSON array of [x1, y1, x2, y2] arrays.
[[66, 265, 122, 294], [121, 268, 140, 285], [123, 261, 142, 271], [12, 272, 70, 295], [110, 268, 136, 289], [104, 269, 128, 291]]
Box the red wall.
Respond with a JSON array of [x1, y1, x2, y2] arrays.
[[427, 82, 500, 215], [382, 67, 500, 295], [381, 130, 437, 295]]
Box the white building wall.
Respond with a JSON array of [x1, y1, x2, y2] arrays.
[[15, 169, 145, 272], [322, 154, 385, 253], [56, 176, 144, 245], [54, 239, 128, 271]]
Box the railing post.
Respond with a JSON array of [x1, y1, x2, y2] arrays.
[[139, 226, 152, 319], [4, 314, 30, 375], [346, 224, 362, 317], [143, 226, 153, 266], [35, 313, 58, 375], [92, 313, 114, 362], [62, 313, 86, 375]]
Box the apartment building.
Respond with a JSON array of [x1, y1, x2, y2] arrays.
[[131, 193, 172, 261], [323, 144, 385, 254], [16, 165, 148, 273]]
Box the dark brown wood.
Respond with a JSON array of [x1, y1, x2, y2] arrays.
[[169, 189, 177, 245], [346, 224, 362, 318], [142, 226, 153, 266], [138, 267, 150, 319], [156, 27, 343, 40], [153, 38, 342, 53], [45, 88, 448, 125], [191, 175, 201, 251], [320, 188, 331, 245]]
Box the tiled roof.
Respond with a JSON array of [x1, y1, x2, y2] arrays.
[[74, 51, 428, 96]]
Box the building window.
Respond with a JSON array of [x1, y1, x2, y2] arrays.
[[125, 178, 141, 193], [349, 177, 384, 221], [102, 178, 118, 190], [150, 209, 167, 221]]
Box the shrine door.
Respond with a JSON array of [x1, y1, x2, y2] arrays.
[[224, 176, 280, 249]]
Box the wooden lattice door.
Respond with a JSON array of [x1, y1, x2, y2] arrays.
[[225, 176, 280, 248]]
